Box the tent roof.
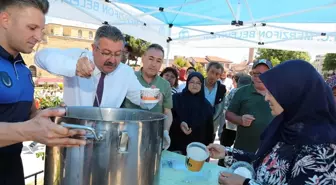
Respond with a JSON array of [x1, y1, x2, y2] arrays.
[[119, 0, 336, 26], [46, 0, 336, 54]]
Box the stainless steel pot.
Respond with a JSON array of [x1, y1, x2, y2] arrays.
[[44, 106, 166, 185]]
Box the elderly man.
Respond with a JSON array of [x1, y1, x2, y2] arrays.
[[225, 59, 274, 153], [0, 0, 85, 184], [204, 62, 227, 142], [122, 44, 173, 149]]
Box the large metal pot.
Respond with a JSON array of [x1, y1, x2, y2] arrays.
[[44, 106, 166, 185]]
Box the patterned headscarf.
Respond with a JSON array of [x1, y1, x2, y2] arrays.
[[326, 75, 336, 89]]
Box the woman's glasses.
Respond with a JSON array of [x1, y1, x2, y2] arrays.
[[189, 81, 202, 86]]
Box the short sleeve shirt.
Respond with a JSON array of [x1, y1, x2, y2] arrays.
[[122, 70, 173, 113], [228, 84, 273, 153]]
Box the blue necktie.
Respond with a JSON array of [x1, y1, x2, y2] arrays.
[[93, 73, 106, 107]]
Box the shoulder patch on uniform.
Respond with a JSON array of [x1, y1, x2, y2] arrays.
[[0, 71, 12, 88]]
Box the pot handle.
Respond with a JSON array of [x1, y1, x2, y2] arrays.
[[61, 122, 103, 141], [118, 132, 129, 153]]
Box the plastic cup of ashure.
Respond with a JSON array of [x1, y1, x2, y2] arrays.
[[140, 88, 160, 104], [185, 142, 210, 172]]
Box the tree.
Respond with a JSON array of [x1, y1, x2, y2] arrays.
[[124, 34, 151, 66], [174, 57, 191, 68], [256, 49, 311, 66], [195, 62, 207, 77], [322, 53, 336, 71]]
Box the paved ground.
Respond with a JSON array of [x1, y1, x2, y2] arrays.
[[22, 136, 221, 184], [22, 142, 45, 185]]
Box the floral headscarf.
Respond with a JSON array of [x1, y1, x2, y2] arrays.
[[326, 75, 336, 89]]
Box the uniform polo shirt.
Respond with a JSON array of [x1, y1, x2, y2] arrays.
[[0, 46, 34, 154], [123, 70, 173, 113], [228, 84, 273, 153]]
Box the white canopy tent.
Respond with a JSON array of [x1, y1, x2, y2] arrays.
[[47, 0, 167, 46], [47, 0, 336, 65]]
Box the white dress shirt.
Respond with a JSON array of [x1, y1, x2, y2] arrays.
[[177, 81, 186, 92], [35, 48, 143, 107], [222, 78, 233, 92]]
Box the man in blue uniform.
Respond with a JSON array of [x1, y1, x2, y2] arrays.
[[0, 1, 86, 184]]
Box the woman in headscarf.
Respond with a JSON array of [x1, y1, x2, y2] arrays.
[[208, 60, 336, 185], [326, 75, 336, 102], [168, 72, 214, 155], [160, 67, 179, 94]]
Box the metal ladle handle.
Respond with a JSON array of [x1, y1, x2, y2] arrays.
[[61, 122, 103, 141]]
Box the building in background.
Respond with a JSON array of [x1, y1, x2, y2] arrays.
[[312, 54, 325, 74], [188, 57, 208, 67], [205, 56, 233, 69], [22, 23, 96, 86], [230, 48, 255, 73]]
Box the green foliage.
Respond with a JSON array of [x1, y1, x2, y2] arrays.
[[322, 53, 336, 71], [256, 49, 311, 66], [36, 151, 45, 160], [195, 62, 207, 77], [37, 96, 62, 109], [58, 83, 63, 90], [174, 57, 191, 68], [124, 34, 151, 65]]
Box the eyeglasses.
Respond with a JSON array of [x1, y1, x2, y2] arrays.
[[95, 45, 123, 59], [189, 81, 202, 86], [250, 71, 262, 77]]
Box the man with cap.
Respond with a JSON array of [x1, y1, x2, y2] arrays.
[[225, 59, 274, 153]]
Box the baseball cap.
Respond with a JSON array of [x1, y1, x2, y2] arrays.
[[252, 59, 273, 69]]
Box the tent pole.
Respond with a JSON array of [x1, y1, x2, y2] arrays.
[[119, 2, 231, 24], [178, 25, 255, 34], [136, 0, 207, 18], [225, 0, 237, 21], [266, 24, 325, 35], [236, 0, 241, 22], [166, 26, 172, 67], [243, 0, 263, 43], [245, 2, 336, 24], [173, 25, 257, 43], [109, 1, 160, 34]]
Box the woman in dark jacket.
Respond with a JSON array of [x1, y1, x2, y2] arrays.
[[168, 72, 214, 155]]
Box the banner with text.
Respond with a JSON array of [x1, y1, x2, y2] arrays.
[[47, 0, 167, 45], [170, 24, 336, 52]]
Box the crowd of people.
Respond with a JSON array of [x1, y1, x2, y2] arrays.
[[0, 0, 335, 185]]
